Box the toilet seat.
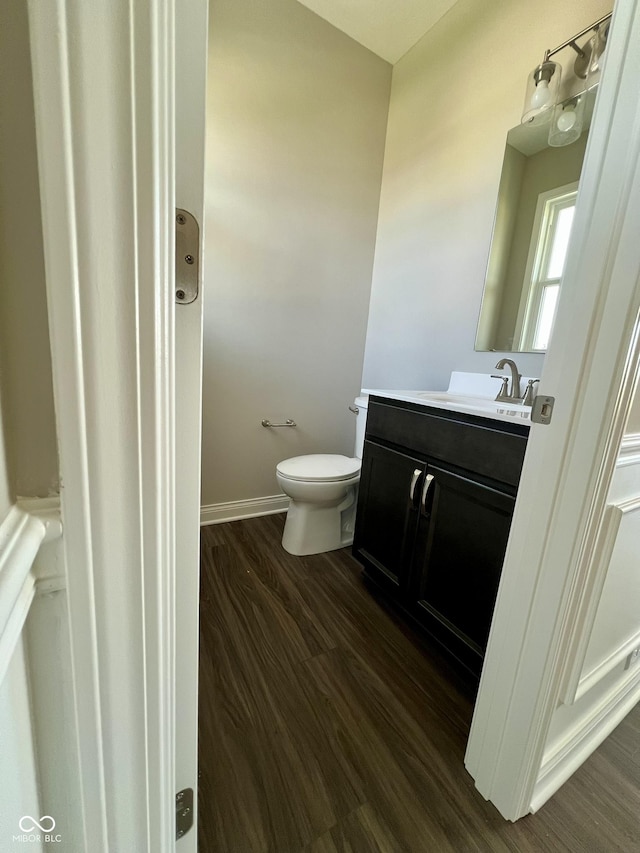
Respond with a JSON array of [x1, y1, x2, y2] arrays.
[[276, 454, 360, 483]]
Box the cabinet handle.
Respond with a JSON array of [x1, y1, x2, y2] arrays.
[[409, 469, 422, 503], [420, 474, 435, 516]]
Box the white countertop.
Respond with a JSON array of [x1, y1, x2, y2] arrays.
[[361, 372, 534, 426]]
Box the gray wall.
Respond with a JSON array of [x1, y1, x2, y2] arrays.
[[201, 0, 391, 505], [362, 0, 610, 390], [0, 397, 11, 520], [0, 1, 59, 498]]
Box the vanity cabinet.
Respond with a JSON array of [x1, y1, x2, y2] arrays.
[[352, 442, 425, 594], [353, 396, 529, 676]]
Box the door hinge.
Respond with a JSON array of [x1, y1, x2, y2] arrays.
[[175, 209, 200, 304], [176, 787, 194, 841], [531, 394, 555, 425]]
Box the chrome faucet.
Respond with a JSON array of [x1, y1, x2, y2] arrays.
[[492, 358, 522, 402]]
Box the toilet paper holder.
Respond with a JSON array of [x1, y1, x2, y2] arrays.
[[261, 418, 297, 428]]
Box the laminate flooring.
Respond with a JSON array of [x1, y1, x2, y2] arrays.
[[198, 514, 640, 853]]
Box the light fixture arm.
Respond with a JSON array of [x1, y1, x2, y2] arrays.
[[543, 12, 612, 63], [567, 41, 586, 60]]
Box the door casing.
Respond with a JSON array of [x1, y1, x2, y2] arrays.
[[466, 0, 640, 819]]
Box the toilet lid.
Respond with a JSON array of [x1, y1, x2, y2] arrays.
[[276, 454, 361, 482]]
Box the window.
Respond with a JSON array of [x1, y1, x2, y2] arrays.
[[518, 184, 578, 352]]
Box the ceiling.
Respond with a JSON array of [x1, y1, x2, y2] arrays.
[[295, 0, 459, 64]]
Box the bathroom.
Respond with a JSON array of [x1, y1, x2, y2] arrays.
[[201, 0, 611, 520], [0, 0, 639, 849], [197, 0, 640, 849]]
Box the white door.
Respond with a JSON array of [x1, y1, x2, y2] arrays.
[[27, 0, 209, 849], [175, 2, 208, 849], [466, 0, 640, 820]]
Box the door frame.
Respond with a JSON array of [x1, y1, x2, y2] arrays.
[[174, 3, 208, 850], [28, 0, 180, 849], [466, 0, 640, 819]]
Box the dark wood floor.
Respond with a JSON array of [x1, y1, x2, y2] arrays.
[[198, 514, 640, 852]]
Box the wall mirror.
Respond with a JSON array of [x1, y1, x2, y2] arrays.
[[475, 92, 597, 353]]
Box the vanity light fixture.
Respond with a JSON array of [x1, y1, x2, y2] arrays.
[[521, 12, 612, 144]]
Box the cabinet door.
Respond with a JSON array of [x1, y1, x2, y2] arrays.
[[353, 441, 425, 594], [410, 464, 515, 672]]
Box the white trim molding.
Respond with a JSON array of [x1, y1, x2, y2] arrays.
[[569, 495, 640, 702], [559, 443, 640, 705], [532, 667, 640, 812], [28, 1, 177, 850], [16, 495, 63, 538], [618, 432, 640, 467], [576, 628, 640, 700], [200, 494, 289, 526], [0, 498, 62, 687]]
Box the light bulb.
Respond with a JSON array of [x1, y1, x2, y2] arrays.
[[531, 80, 551, 109], [522, 61, 560, 126], [556, 108, 577, 132]]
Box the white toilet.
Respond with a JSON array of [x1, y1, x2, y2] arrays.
[[276, 396, 368, 556]]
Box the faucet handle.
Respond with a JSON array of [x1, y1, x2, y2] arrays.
[[523, 379, 540, 407], [491, 375, 510, 401]]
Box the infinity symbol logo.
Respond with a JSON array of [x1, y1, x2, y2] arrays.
[[19, 815, 56, 833]]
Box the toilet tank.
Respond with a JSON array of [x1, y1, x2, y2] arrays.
[[354, 395, 369, 459]]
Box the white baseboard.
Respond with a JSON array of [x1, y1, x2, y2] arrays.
[[531, 667, 640, 812], [200, 494, 289, 526]]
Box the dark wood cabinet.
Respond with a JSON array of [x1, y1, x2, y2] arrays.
[[355, 441, 425, 593], [409, 463, 516, 672], [353, 396, 529, 676]]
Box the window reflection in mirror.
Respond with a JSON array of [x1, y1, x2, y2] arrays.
[[522, 183, 577, 350], [475, 95, 595, 353]]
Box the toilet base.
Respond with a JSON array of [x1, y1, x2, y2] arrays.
[[281, 489, 356, 556]]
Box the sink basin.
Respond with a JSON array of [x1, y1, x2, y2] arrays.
[[416, 391, 531, 418], [362, 374, 535, 424], [415, 392, 490, 404], [363, 388, 531, 423]]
